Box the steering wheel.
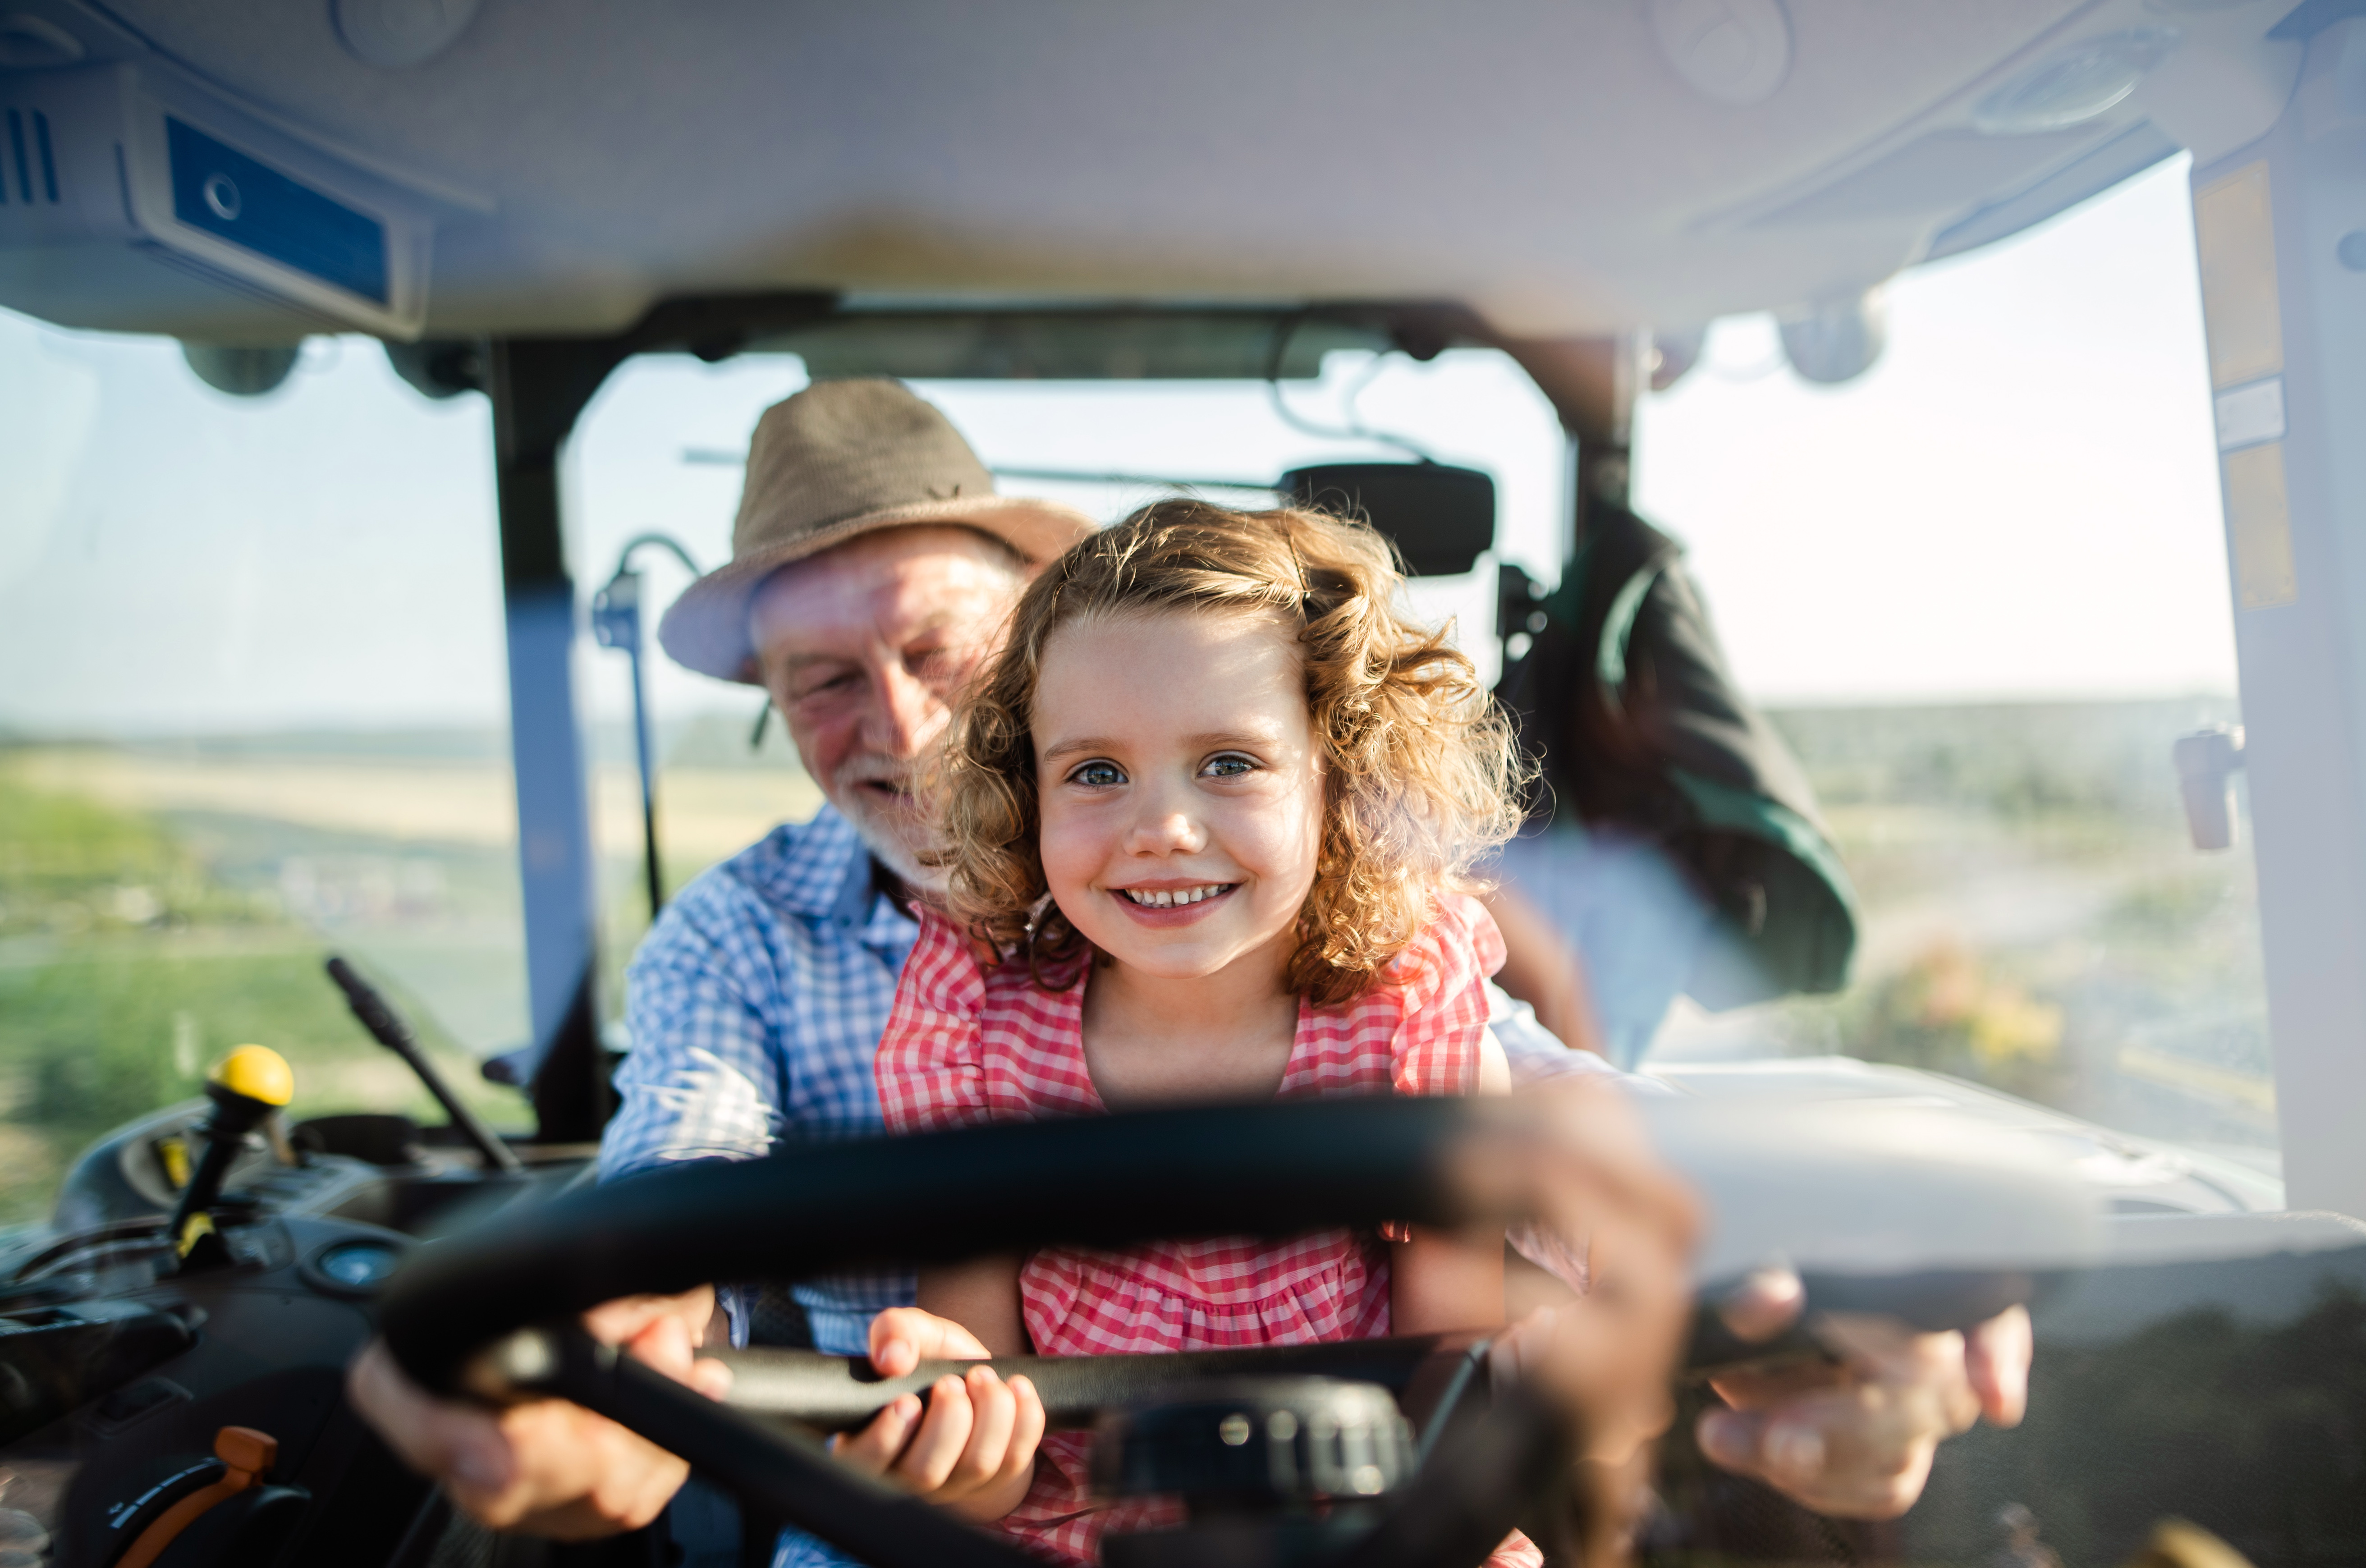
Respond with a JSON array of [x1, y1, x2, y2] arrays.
[[377, 1095, 2096, 1568]]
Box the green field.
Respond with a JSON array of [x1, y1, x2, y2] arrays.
[[1733, 697, 2270, 1152], [0, 759, 529, 1226]]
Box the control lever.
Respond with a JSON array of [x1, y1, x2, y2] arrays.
[[327, 957, 524, 1175], [162, 1047, 294, 1273], [110, 1426, 277, 1568]]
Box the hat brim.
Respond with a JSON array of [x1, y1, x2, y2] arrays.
[[656, 495, 1099, 683]]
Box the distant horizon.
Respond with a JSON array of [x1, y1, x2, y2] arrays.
[[0, 685, 2246, 753]]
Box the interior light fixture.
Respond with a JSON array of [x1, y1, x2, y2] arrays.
[[1649, 0, 1793, 106], [1973, 28, 2181, 135], [334, 0, 482, 69]]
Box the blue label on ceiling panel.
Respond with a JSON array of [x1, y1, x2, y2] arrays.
[[165, 117, 388, 304]]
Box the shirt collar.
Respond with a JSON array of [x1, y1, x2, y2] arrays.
[[830, 839, 882, 929], [858, 867, 923, 949], [761, 802, 867, 920], [761, 802, 922, 940]]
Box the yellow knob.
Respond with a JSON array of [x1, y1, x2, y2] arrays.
[[212, 1045, 293, 1107]]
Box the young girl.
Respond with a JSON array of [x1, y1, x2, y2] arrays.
[[873, 498, 1533, 1566]]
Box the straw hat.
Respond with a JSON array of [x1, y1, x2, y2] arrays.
[[658, 379, 1099, 683]]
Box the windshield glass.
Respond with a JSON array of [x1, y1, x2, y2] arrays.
[[0, 153, 2270, 1230], [586, 153, 2269, 1185], [0, 316, 526, 1226], [1632, 157, 2272, 1183]]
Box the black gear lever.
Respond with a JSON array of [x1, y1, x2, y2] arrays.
[[162, 1046, 293, 1273]]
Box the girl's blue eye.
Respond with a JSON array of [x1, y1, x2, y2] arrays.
[[1071, 761, 1125, 788], [1201, 753, 1256, 779]]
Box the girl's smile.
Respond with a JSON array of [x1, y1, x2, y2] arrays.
[[1109, 880, 1240, 924]]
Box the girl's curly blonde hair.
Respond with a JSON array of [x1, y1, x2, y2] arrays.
[[935, 497, 1528, 1005]]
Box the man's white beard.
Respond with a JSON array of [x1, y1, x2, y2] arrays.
[[828, 754, 949, 895]]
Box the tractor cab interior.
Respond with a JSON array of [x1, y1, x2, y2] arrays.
[[5, 3, 2366, 1567]]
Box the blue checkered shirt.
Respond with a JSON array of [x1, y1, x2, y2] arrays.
[[601, 803, 921, 1357]]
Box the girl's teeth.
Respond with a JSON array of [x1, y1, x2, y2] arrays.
[[1127, 885, 1226, 907]]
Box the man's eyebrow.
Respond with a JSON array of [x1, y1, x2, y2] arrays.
[[776, 651, 858, 674], [896, 610, 962, 641], [767, 609, 971, 674]]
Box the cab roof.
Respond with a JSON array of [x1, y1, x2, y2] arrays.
[[0, 0, 2307, 343]]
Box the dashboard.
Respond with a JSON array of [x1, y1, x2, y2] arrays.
[[0, 1098, 573, 1568]]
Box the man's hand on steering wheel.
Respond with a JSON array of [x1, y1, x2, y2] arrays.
[[346, 1287, 730, 1538], [1490, 1083, 2035, 1524], [1695, 1269, 2034, 1518], [829, 1307, 1046, 1523]]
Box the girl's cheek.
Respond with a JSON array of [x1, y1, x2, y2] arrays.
[[1233, 791, 1323, 901], [1278, 769, 1327, 880], [1035, 803, 1097, 896]]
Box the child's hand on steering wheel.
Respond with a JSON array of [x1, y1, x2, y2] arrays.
[[830, 1307, 1046, 1523]]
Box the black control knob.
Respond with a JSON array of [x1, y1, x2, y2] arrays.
[[1092, 1377, 1415, 1509]]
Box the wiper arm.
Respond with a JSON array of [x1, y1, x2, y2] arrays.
[[326, 956, 526, 1175]]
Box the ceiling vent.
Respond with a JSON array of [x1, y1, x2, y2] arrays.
[[0, 102, 61, 206]]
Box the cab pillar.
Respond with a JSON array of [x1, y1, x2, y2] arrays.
[[486, 337, 629, 1142], [476, 293, 836, 1143], [1494, 333, 1645, 546], [2189, 16, 2366, 1215]]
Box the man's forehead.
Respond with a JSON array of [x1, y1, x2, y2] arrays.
[[750, 529, 1022, 657]]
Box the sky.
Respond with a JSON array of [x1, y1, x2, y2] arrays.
[[0, 155, 2236, 739], [1634, 155, 2234, 703]]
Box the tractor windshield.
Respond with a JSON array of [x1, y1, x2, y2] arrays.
[[0, 154, 2273, 1229], [0, 321, 521, 1224]]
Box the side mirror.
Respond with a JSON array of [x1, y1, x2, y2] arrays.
[[1279, 463, 1495, 577], [2172, 725, 2246, 852]]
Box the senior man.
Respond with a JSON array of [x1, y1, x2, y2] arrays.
[[349, 379, 2029, 1556]]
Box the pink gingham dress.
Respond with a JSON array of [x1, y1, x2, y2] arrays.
[[877, 894, 1538, 1568]]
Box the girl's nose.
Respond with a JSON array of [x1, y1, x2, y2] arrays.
[[1125, 802, 1205, 857]]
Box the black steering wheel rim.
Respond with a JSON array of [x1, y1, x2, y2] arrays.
[[380, 1096, 1508, 1395], [382, 1096, 1578, 1568], [377, 1092, 2087, 1568]]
